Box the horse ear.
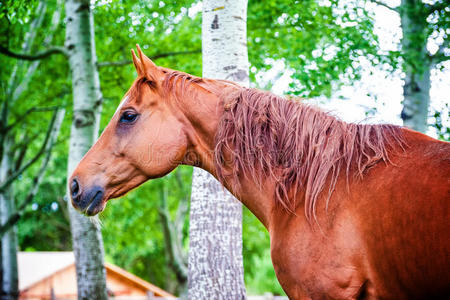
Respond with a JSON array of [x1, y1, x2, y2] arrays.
[[131, 49, 144, 76], [136, 44, 159, 79]]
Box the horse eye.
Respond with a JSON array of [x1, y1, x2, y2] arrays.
[[119, 111, 138, 124]]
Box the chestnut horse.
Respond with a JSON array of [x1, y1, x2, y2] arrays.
[[69, 46, 449, 299]]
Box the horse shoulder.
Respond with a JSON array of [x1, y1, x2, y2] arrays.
[[269, 198, 369, 299]]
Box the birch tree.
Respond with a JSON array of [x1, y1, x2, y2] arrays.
[[188, 0, 249, 299], [1, 1, 107, 298], [64, 0, 108, 299], [0, 107, 64, 300], [368, 0, 449, 132], [0, 136, 17, 300], [1, 0, 111, 297], [399, 0, 448, 133]]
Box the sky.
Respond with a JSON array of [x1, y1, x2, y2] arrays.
[[263, 0, 449, 137]]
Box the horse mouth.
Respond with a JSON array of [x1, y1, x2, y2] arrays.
[[82, 190, 105, 216]]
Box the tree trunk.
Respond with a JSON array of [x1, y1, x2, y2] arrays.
[[0, 137, 18, 300], [65, 1, 107, 299], [188, 1, 249, 299], [400, 0, 430, 133]]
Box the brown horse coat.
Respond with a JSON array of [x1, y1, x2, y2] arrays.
[[69, 47, 450, 299]]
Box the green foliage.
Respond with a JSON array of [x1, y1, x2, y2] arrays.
[[3, 0, 447, 297], [101, 166, 192, 294], [17, 151, 71, 251], [247, 0, 381, 97], [430, 105, 450, 141], [1, 0, 71, 250], [242, 208, 285, 295], [0, 0, 39, 25], [0, 0, 391, 295]]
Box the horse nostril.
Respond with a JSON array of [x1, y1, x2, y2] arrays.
[[71, 179, 80, 199]]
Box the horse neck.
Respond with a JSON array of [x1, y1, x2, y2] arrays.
[[176, 83, 221, 171], [178, 83, 275, 229]]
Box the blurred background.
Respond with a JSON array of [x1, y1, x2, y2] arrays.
[[0, 0, 448, 298]]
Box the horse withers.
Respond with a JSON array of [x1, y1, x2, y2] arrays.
[[69, 46, 450, 299]]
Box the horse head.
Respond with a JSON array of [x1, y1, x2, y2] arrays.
[[68, 45, 218, 216]]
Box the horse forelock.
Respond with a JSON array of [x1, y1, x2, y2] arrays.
[[214, 87, 404, 221]]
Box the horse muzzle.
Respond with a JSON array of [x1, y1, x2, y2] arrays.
[[70, 178, 106, 216]]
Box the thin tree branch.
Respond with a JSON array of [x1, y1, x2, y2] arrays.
[[0, 45, 68, 61], [97, 49, 201, 67], [5, 104, 66, 132], [14, 132, 29, 171], [368, 0, 399, 12], [0, 108, 65, 236], [0, 107, 60, 193], [432, 53, 450, 64], [10, 132, 39, 154], [96, 60, 131, 67]]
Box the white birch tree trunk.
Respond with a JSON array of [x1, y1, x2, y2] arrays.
[[65, 1, 107, 299], [399, 0, 431, 133], [0, 138, 18, 300], [188, 1, 249, 299]]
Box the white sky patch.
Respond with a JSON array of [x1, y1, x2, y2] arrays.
[[188, 1, 202, 19]]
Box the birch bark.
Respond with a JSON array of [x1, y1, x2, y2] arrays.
[[65, 0, 107, 299], [188, 1, 249, 299], [399, 0, 431, 133], [0, 138, 18, 300]]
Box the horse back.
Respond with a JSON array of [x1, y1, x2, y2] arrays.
[[352, 129, 449, 298]]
